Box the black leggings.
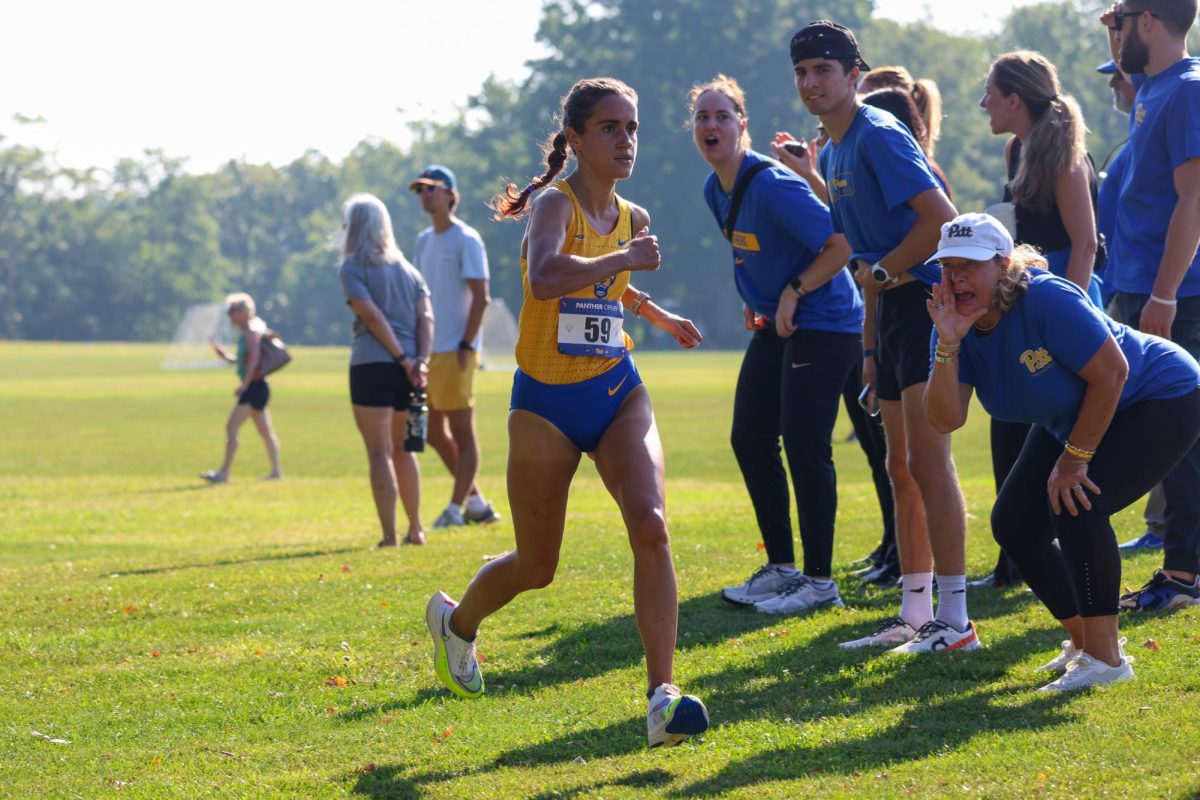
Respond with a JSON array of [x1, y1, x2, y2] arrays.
[[992, 389, 1200, 618], [989, 418, 1031, 582], [731, 327, 859, 575]]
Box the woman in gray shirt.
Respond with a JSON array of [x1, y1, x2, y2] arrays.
[[338, 193, 434, 546]]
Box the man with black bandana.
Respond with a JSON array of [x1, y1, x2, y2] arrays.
[[790, 21, 977, 653]]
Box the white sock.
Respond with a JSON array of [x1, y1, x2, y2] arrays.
[[899, 572, 934, 629], [466, 494, 487, 513], [807, 576, 834, 589], [934, 575, 968, 631], [776, 565, 800, 576]]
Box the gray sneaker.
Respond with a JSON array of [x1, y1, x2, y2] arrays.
[[755, 576, 844, 615], [721, 564, 794, 606], [464, 502, 502, 525], [432, 505, 466, 529]]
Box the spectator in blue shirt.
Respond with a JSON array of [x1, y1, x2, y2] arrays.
[[790, 20, 974, 656], [925, 212, 1200, 691], [1101, 0, 1200, 611], [690, 75, 862, 615]]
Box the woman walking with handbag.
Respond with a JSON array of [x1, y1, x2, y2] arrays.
[[201, 292, 284, 483]]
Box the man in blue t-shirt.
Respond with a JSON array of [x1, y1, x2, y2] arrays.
[[789, 21, 974, 654], [1101, 0, 1200, 610]]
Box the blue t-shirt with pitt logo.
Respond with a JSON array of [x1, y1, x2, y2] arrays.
[[820, 105, 943, 286], [704, 149, 862, 334], [938, 271, 1200, 444], [1110, 58, 1200, 296]]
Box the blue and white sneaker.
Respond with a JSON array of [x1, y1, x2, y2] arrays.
[[647, 683, 709, 748], [1118, 532, 1165, 551], [426, 591, 484, 699], [754, 576, 844, 614], [721, 564, 794, 606], [1119, 570, 1200, 611]]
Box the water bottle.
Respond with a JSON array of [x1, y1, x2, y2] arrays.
[[404, 390, 428, 452]]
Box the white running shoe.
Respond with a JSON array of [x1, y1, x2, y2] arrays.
[[425, 591, 484, 699], [432, 505, 467, 529], [755, 576, 844, 615], [1036, 637, 1127, 675], [890, 620, 981, 654], [838, 616, 918, 650], [721, 564, 795, 606], [1038, 652, 1135, 692], [646, 683, 709, 748], [1035, 639, 1082, 673]]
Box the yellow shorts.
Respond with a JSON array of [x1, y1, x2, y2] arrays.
[[427, 351, 478, 411]]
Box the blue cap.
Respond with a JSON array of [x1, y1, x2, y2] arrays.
[[409, 164, 457, 191], [1096, 59, 1118, 74]]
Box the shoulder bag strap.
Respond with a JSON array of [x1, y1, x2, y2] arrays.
[[722, 161, 771, 242]]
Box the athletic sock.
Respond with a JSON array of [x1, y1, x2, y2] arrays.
[[808, 577, 834, 590], [899, 572, 934, 629], [934, 574, 969, 631], [466, 494, 487, 513], [777, 565, 800, 577]]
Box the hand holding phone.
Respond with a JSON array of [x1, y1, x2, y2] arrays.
[[857, 382, 879, 417], [782, 140, 807, 156]]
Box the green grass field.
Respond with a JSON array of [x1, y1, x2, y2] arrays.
[[2, 342, 1198, 799]]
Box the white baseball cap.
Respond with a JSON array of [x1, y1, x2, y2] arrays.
[[927, 212, 1014, 264]]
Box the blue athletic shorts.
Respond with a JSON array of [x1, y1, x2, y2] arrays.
[[510, 355, 642, 452]]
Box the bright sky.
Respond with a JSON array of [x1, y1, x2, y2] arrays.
[[1, 0, 1044, 175]]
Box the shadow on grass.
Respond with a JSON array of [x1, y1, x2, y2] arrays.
[[105, 545, 362, 576], [134, 483, 215, 494], [345, 581, 1047, 723], [353, 622, 1080, 798]]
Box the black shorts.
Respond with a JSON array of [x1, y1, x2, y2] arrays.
[[237, 380, 270, 411], [350, 362, 415, 410], [874, 281, 934, 402]]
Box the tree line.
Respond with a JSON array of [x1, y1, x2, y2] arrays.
[[1, 0, 1132, 350]]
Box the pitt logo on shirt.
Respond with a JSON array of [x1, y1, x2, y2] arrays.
[[730, 231, 761, 252], [830, 172, 855, 201], [1020, 348, 1053, 374], [1135, 102, 1146, 127]]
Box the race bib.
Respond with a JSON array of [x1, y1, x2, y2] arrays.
[[557, 297, 626, 357]]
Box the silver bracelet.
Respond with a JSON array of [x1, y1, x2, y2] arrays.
[[1149, 294, 1178, 306]]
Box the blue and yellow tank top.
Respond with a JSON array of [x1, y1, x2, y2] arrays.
[[515, 180, 635, 384]]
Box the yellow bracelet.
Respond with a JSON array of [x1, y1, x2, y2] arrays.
[[1063, 441, 1095, 461], [933, 353, 957, 365]]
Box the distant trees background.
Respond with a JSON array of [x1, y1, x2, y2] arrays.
[[1, 0, 1142, 348]]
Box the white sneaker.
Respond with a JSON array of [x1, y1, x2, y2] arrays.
[[721, 564, 795, 606], [890, 620, 981, 654], [1035, 636, 1127, 674], [646, 683, 709, 748], [838, 616, 918, 650], [1035, 639, 1081, 673], [755, 577, 844, 614], [432, 505, 466, 529], [1038, 652, 1135, 692], [425, 591, 484, 699], [463, 502, 502, 525]]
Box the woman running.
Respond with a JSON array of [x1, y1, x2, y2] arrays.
[[425, 77, 710, 748]]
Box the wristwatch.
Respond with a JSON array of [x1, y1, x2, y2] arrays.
[[871, 261, 895, 285], [458, 340, 476, 351], [788, 276, 807, 296]]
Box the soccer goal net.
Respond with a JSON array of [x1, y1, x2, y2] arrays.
[[162, 302, 233, 370], [480, 297, 518, 371]]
